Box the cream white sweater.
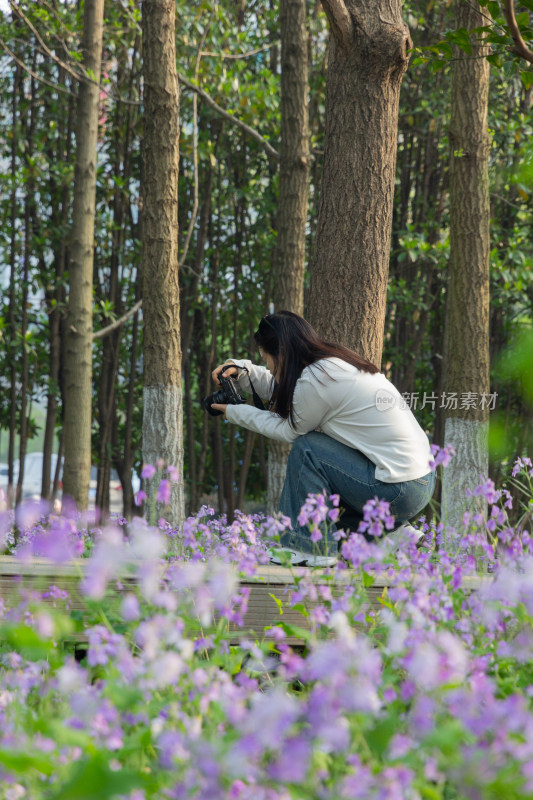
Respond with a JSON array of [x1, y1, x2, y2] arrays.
[[225, 357, 432, 484]]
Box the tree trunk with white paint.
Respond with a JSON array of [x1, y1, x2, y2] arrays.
[[141, 0, 185, 525], [62, 0, 104, 509], [442, 1, 491, 532], [267, 0, 310, 514]]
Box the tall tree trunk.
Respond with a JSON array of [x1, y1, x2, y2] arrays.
[[62, 0, 104, 509], [16, 66, 37, 505], [267, 0, 310, 514], [442, 1, 491, 532], [141, 0, 185, 524], [42, 50, 74, 500], [107, 31, 141, 518], [7, 61, 21, 507], [95, 40, 136, 516], [274, 0, 310, 314], [307, 0, 411, 366], [115, 301, 141, 519]]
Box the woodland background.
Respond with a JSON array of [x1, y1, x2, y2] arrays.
[[0, 0, 531, 521]]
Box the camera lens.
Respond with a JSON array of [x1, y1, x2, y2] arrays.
[[201, 389, 225, 416]]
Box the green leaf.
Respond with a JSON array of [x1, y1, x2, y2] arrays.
[[418, 783, 444, 800], [211, 648, 244, 675], [515, 11, 530, 27], [103, 684, 144, 712], [0, 623, 54, 661], [0, 749, 54, 777], [424, 719, 465, 756], [487, 53, 503, 67], [365, 715, 399, 759], [362, 571, 374, 588], [520, 71, 533, 90], [278, 621, 312, 643], [269, 592, 284, 615], [290, 602, 310, 618], [447, 27, 473, 54], [50, 752, 145, 800]]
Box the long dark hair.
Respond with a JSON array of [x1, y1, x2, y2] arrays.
[[254, 310, 380, 426]]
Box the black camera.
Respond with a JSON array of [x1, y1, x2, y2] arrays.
[[202, 366, 247, 416]]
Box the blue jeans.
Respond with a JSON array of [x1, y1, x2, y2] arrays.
[[278, 432, 436, 556]]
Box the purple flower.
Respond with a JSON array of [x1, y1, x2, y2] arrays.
[[121, 593, 140, 621], [208, 561, 238, 610], [80, 526, 125, 599], [501, 489, 513, 509], [511, 456, 531, 477], [15, 499, 50, 531], [241, 687, 299, 749], [87, 625, 125, 667], [42, 585, 69, 601], [429, 443, 456, 469], [404, 631, 468, 690], [140, 464, 156, 480], [310, 527, 323, 543], [388, 734, 414, 759], [0, 507, 12, 551], [473, 478, 500, 504], [150, 652, 185, 687], [135, 489, 147, 506], [297, 492, 329, 529], [166, 465, 180, 483], [30, 522, 76, 564], [358, 497, 395, 536], [268, 735, 311, 783], [156, 479, 171, 505]]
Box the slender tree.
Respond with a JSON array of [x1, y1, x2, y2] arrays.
[[268, 0, 310, 513], [62, 0, 104, 509], [307, 0, 411, 367], [141, 0, 185, 524], [41, 70, 74, 502], [16, 64, 37, 505], [442, 1, 491, 530], [6, 59, 21, 507]]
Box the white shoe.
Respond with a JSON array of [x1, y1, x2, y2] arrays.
[[381, 523, 425, 554], [268, 547, 337, 567]]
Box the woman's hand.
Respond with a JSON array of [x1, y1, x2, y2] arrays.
[[210, 403, 228, 418], [211, 362, 238, 386]]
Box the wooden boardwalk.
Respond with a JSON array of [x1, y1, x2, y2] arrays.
[[0, 557, 489, 645]]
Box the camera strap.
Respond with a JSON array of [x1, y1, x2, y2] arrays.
[[238, 367, 266, 411]]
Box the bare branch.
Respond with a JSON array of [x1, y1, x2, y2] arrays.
[[0, 37, 75, 95], [490, 191, 524, 210], [320, 0, 353, 48], [200, 43, 279, 59], [7, 1, 142, 109], [503, 0, 533, 64], [92, 300, 142, 340], [177, 72, 280, 161], [8, 0, 95, 84]]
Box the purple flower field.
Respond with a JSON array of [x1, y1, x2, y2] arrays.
[[0, 451, 533, 799]]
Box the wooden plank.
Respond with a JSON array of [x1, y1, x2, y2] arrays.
[[0, 556, 490, 645]]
